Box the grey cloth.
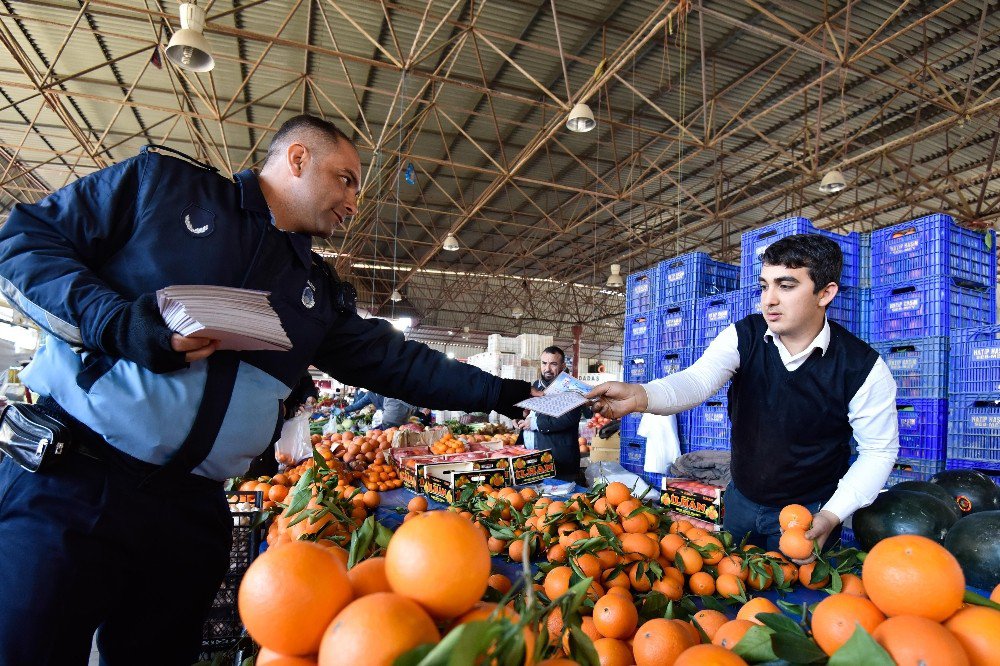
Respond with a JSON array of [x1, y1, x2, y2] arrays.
[[381, 397, 416, 427], [668, 450, 732, 486]]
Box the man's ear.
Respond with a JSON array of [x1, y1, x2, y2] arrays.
[[818, 282, 839, 307], [286, 142, 308, 177]]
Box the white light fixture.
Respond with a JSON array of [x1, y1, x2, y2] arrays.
[[606, 263, 624, 288], [442, 233, 460, 251], [819, 169, 847, 194], [389, 289, 403, 302], [511, 306, 524, 319], [165, 2, 214, 72], [566, 103, 596, 133]]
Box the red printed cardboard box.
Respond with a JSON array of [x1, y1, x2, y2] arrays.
[[423, 463, 509, 504], [660, 478, 725, 526], [489, 447, 557, 485]]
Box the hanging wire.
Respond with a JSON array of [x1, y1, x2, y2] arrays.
[[391, 70, 406, 319], [370, 149, 382, 314]]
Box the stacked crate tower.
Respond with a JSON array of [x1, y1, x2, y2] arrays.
[[622, 252, 739, 486], [869, 214, 996, 485]]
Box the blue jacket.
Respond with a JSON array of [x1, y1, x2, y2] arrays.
[[0, 148, 516, 479]]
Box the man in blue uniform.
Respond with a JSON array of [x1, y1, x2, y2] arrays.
[[0, 115, 533, 665]]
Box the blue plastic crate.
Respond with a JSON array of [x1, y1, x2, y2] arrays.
[[945, 458, 1000, 481], [740, 217, 860, 287], [620, 438, 646, 467], [626, 269, 657, 315], [737, 285, 861, 333], [873, 337, 949, 400], [840, 526, 858, 548], [656, 300, 696, 350], [860, 232, 872, 288], [657, 252, 739, 304], [896, 399, 948, 461], [695, 291, 741, 349], [870, 276, 995, 342], [872, 214, 997, 289], [885, 458, 946, 486], [950, 325, 1000, 397], [649, 348, 692, 380], [947, 399, 1000, 466], [858, 287, 872, 341], [642, 471, 664, 490], [687, 398, 731, 451], [625, 313, 656, 355], [619, 413, 642, 440], [624, 354, 653, 384]]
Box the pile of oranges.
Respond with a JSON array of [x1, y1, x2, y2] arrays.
[[430, 432, 468, 455]]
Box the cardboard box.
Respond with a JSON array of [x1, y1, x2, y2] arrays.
[[588, 432, 620, 463], [666, 511, 722, 533], [424, 464, 509, 504], [391, 427, 449, 449], [495, 448, 557, 485], [660, 478, 725, 525], [394, 451, 495, 492]]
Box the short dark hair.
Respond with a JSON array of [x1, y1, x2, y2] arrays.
[[541, 346, 565, 362], [264, 115, 351, 167], [761, 233, 843, 292]]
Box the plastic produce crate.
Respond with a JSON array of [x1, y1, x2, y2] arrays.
[[839, 526, 858, 548], [626, 269, 657, 315], [695, 291, 741, 349], [625, 313, 656, 355], [860, 232, 871, 288], [872, 214, 997, 289], [870, 276, 995, 341], [896, 399, 948, 461], [619, 413, 641, 440], [624, 354, 653, 384], [884, 459, 945, 486], [620, 437, 646, 467], [687, 398, 731, 451], [642, 471, 664, 490], [656, 300, 696, 350], [950, 324, 1000, 397], [945, 458, 1000, 479], [740, 217, 860, 287], [657, 252, 739, 304], [858, 287, 872, 341], [947, 399, 1000, 467], [873, 337, 949, 400], [650, 348, 692, 380]]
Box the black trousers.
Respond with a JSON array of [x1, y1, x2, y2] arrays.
[[0, 440, 231, 665]]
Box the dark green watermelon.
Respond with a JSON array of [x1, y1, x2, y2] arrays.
[[943, 510, 1000, 591], [889, 480, 963, 521], [851, 489, 959, 551], [930, 469, 1000, 515]]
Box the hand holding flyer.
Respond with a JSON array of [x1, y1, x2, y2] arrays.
[[515, 372, 594, 417]]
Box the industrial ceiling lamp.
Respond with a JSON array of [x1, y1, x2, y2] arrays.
[[442, 233, 460, 251], [165, 2, 214, 72], [566, 103, 596, 133], [389, 289, 403, 302], [511, 306, 524, 319], [606, 264, 624, 288], [819, 169, 847, 195]]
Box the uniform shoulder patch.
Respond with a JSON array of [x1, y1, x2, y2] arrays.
[[182, 203, 216, 237]]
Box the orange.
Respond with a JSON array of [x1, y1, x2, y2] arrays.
[[238, 541, 352, 656], [537, 660, 580, 666], [606, 586, 632, 599], [944, 605, 1000, 666], [778, 527, 814, 561], [621, 513, 651, 534], [268, 485, 290, 503], [659, 533, 687, 560], [592, 637, 633, 666], [576, 553, 603, 579], [407, 496, 428, 513], [673, 619, 701, 646], [712, 619, 754, 649], [616, 498, 642, 518], [605, 482, 632, 507], [872, 615, 970, 666], [674, 643, 748, 665], [256, 648, 318, 665], [593, 592, 639, 639], [547, 543, 568, 563], [544, 566, 573, 601], [632, 618, 694, 666], [651, 575, 684, 600], [810, 593, 886, 656], [347, 556, 391, 597], [838, 572, 867, 597], [688, 571, 716, 596], [675, 546, 703, 574], [690, 534, 725, 565], [735, 597, 781, 625], [692, 610, 730, 642], [670, 519, 694, 534], [797, 561, 829, 590], [317, 592, 439, 666], [992, 583, 1000, 603], [622, 532, 658, 559], [627, 562, 653, 593], [861, 534, 964, 621], [715, 574, 746, 600], [488, 573, 512, 594], [384, 510, 491, 619], [778, 504, 813, 530]]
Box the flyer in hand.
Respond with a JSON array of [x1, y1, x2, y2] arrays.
[[515, 372, 593, 417]]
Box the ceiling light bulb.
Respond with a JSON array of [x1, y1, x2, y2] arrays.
[[389, 289, 403, 302], [819, 169, 847, 194], [566, 103, 596, 133], [606, 263, 624, 288], [165, 3, 214, 72], [442, 233, 460, 251], [511, 307, 524, 319]]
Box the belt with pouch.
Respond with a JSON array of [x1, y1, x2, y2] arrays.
[[0, 401, 75, 472]]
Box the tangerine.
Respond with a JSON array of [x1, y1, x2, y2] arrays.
[[592, 637, 633, 666], [862, 534, 964, 621], [347, 556, 391, 597], [778, 504, 813, 530], [712, 619, 754, 649], [692, 610, 730, 642], [674, 643, 748, 665], [605, 482, 632, 507], [632, 618, 694, 666], [256, 648, 318, 665], [797, 561, 829, 590], [943, 605, 1000, 666], [735, 597, 781, 625], [592, 593, 639, 639], [810, 592, 886, 656], [778, 527, 814, 561], [317, 592, 439, 666], [688, 571, 716, 596], [872, 615, 970, 666]]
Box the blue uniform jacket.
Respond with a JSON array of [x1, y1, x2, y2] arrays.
[[0, 147, 509, 480]]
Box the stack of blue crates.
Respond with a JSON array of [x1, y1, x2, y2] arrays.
[[870, 214, 997, 483], [736, 217, 863, 335], [622, 251, 740, 483], [947, 324, 1000, 475]]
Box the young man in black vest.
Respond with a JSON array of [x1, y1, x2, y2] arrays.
[[587, 234, 899, 560]]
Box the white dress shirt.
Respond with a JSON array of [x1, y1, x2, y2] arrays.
[[642, 319, 899, 522]]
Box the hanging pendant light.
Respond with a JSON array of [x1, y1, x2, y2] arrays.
[[606, 264, 624, 288], [442, 233, 460, 251], [566, 103, 596, 133], [165, 2, 214, 72], [819, 169, 847, 194], [390, 289, 403, 302]]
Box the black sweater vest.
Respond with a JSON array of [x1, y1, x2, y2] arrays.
[[728, 315, 879, 506]]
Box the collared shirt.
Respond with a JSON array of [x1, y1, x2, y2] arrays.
[[642, 319, 899, 521]]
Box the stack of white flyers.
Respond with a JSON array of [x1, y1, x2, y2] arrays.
[[156, 285, 292, 352], [515, 372, 593, 417]]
